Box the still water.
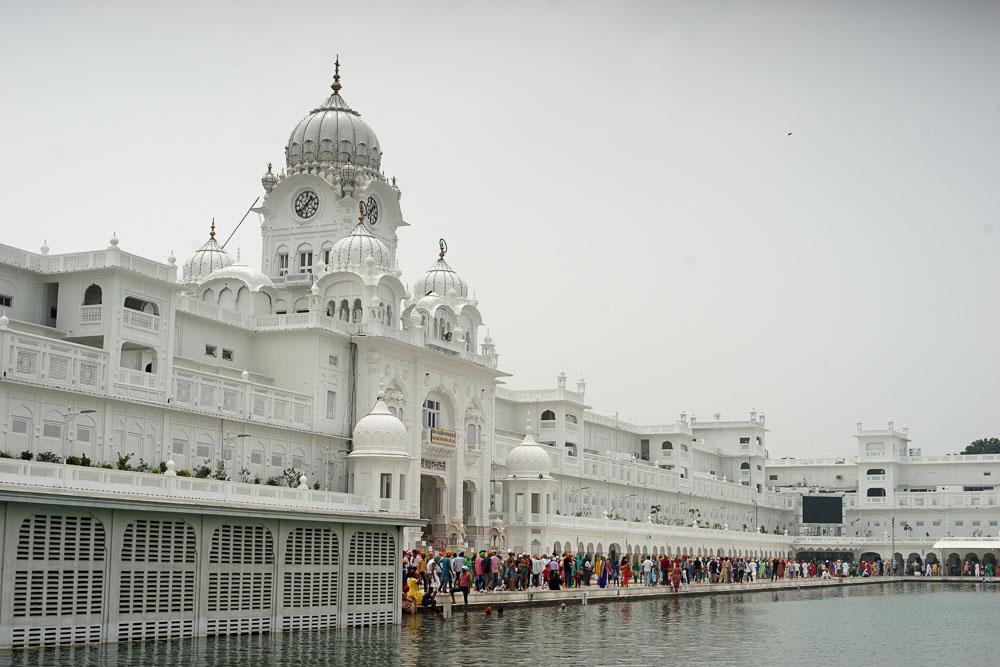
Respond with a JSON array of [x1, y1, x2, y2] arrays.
[[1, 582, 995, 666]]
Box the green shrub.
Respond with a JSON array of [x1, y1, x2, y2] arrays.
[[20, 450, 33, 460], [176, 469, 192, 477], [116, 452, 134, 470], [100, 463, 113, 469], [37, 451, 62, 463], [193, 465, 212, 479], [65, 456, 82, 466], [0, 450, 16, 459]]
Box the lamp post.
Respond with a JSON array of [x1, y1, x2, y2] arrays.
[[891, 516, 896, 575], [222, 433, 250, 480], [57, 407, 96, 460]]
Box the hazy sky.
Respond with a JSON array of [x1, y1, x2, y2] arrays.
[[2, 1, 998, 458]]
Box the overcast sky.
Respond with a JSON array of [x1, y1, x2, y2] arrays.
[[2, 1, 998, 458]]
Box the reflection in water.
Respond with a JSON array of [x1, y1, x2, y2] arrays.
[[2, 583, 996, 666]]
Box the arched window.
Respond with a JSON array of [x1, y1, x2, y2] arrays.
[[297, 244, 313, 274], [541, 410, 556, 422], [202, 288, 215, 303], [218, 287, 234, 309], [124, 296, 159, 315], [83, 284, 102, 305], [467, 423, 478, 445], [866, 468, 886, 475], [740, 462, 750, 470], [326, 300, 336, 317], [661, 441, 673, 450], [339, 299, 349, 321], [385, 305, 393, 327], [352, 298, 362, 323], [866, 487, 886, 497], [276, 246, 289, 276]]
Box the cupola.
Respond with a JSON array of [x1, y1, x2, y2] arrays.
[[183, 220, 233, 284]]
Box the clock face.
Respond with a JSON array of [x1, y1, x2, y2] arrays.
[[294, 190, 319, 220], [365, 196, 379, 226]]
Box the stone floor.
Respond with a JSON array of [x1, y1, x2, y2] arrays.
[[415, 575, 984, 612]]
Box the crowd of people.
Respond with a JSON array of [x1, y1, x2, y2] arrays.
[[400, 548, 913, 613]]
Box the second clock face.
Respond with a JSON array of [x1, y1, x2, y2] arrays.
[[294, 190, 319, 220]]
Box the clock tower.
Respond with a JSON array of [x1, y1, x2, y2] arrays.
[[254, 59, 407, 285]]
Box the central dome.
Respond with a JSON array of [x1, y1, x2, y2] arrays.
[[285, 64, 381, 172]]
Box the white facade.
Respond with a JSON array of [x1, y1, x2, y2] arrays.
[[1, 67, 997, 566]]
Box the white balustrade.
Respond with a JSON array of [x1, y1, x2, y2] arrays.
[[0, 459, 383, 514], [80, 305, 102, 324], [2, 329, 109, 394], [0, 243, 175, 282], [122, 308, 161, 333]]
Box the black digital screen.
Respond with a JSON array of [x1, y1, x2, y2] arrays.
[[802, 496, 843, 524]]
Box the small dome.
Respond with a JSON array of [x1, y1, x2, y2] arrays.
[[329, 223, 391, 270], [202, 262, 274, 291], [184, 221, 233, 284], [506, 425, 551, 479], [351, 391, 408, 455], [414, 293, 447, 314], [415, 258, 468, 299], [285, 65, 381, 172]]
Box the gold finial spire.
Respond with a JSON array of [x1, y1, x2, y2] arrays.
[[210, 218, 216, 238], [266, 162, 272, 173], [439, 238, 448, 259], [358, 200, 366, 225], [331, 55, 342, 92]]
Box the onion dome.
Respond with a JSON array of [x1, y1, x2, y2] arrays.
[[350, 389, 408, 456], [506, 424, 552, 479], [202, 261, 274, 291], [285, 58, 381, 172], [329, 220, 391, 271], [414, 239, 468, 298], [261, 163, 276, 192], [184, 220, 233, 284]]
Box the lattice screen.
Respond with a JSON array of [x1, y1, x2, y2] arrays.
[[279, 526, 340, 631], [115, 519, 198, 642], [343, 529, 396, 627], [205, 523, 275, 637], [11, 513, 107, 648]]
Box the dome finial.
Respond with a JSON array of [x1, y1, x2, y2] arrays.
[[210, 218, 216, 238], [358, 200, 366, 225], [439, 238, 448, 259], [331, 54, 342, 92]]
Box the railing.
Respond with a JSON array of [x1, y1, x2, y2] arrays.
[[866, 474, 886, 482], [176, 296, 253, 329], [539, 420, 556, 430], [2, 330, 109, 394], [499, 512, 795, 545], [122, 308, 161, 333], [114, 368, 165, 403], [0, 459, 398, 515], [0, 243, 176, 282], [865, 496, 887, 504], [80, 305, 102, 324], [171, 368, 313, 430]]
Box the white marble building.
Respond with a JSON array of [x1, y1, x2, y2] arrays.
[[1, 65, 997, 566]]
